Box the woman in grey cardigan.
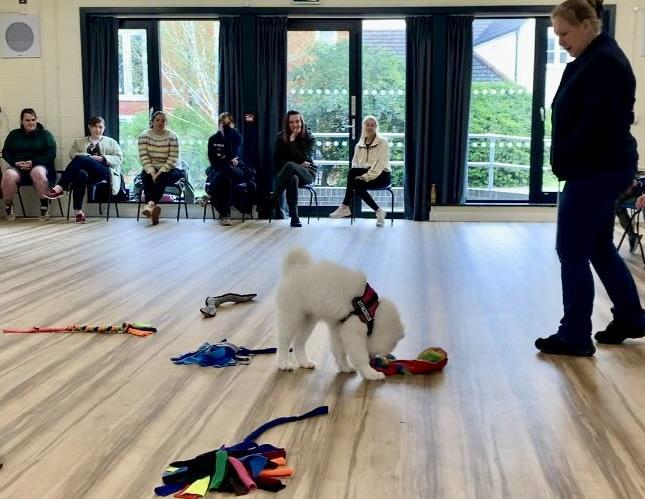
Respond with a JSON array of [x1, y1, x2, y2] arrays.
[[46, 116, 123, 223]]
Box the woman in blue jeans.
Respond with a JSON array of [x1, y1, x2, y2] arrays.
[[47, 116, 123, 223], [535, 0, 645, 356]]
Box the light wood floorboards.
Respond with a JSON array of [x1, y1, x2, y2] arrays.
[[0, 217, 644, 498]]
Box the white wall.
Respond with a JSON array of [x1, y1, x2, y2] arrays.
[[0, 0, 638, 171]]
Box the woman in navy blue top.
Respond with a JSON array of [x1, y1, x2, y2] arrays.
[[535, 0, 645, 356]]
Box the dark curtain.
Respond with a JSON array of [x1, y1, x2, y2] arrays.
[[405, 16, 433, 220], [219, 17, 244, 134], [440, 16, 473, 204], [85, 17, 119, 141], [256, 17, 287, 212]]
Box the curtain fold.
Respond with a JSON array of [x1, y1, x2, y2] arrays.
[[441, 16, 473, 204], [256, 17, 287, 211], [219, 17, 245, 134], [405, 16, 433, 220], [86, 17, 120, 141]]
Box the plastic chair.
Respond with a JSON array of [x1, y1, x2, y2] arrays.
[[616, 200, 645, 266], [350, 184, 394, 226], [202, 181, 254, 223], [268, 184, 319, 224]]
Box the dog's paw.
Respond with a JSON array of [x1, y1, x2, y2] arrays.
[[361, 369, 386, 381], [299, 360, 316, 369], [277, 361, 295, 371]]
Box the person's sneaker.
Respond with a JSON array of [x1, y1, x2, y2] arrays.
[[38, 207, 50, 221], [151, 205, 161, 226], [535, 334, 595, 357], [44, 187, 64, 200], [329, 204, 351, 219], [219, 216, 232, 226], [594, 319, 645, 345], [376, 208, 386, 227], [5, 205, 15, 221], [75, 212, 87, 224], [141, 202, 154, 218], [290, 216, 302, 228], [628, 233, 641, 253]]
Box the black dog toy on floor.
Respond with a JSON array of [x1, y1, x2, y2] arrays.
[[200, 293, 257, 318]]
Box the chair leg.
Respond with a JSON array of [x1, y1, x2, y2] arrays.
[[389, 187, 394, 226], [115, 201, 120, 218], [307, 188, 313, 224], [313, 188, 319, 221], [177, 193, 182, 222], [17, 189, 26, 217], [350, 190, 355, 225], [66, 186, 72, 221], [57, 199, 64, 217], [136, 191, 142, 222], [184, 196, 189, 220], [203, 202, 207, 222], [106, 195, 111, 221]]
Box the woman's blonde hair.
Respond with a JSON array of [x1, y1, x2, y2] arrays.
[[552, 0, 603, 33], [218, 112, 235, 127], [359, 115, 380, 143]]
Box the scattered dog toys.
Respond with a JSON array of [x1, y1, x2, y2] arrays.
[[200, 293, 257, 318], [154, 406, 329, 497], [370, 347, 448, 376], [2, 323, 157, 337], [171, 340, 276, 368]]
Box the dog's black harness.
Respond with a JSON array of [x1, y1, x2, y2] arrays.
[[339, 283, 379, 336]]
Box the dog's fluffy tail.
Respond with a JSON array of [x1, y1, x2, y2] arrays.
[[283, 248, 312, 275]]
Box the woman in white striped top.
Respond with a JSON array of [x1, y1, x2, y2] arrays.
[[137, 111, 183, 225]]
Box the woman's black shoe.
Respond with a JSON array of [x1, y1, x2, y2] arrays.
[[595, 319, 645, 344], [535, 334, 595, 357], [290, 217, 302, 228]]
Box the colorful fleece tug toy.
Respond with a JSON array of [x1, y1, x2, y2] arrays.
[[2, 323, 157, 337], [154, 406, 328, 497], [370, 347, 448, 376], [200, 293, 258, 318], [171, 340, 276, 368]]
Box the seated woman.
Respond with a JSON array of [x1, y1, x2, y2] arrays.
[[1, 108, 56, 221], [270, 110, 316, 228], [329, 115, 391, 227], [46, 116, 123, 223], [199, 112, 256, 226], [137, 111, 182, 225]]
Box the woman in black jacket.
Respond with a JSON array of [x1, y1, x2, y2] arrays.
[[202, 113, 255, 225], [269, 110, 316, 227], [535, 0, 645, 356]]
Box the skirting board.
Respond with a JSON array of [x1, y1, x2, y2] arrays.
[[430, 204, 557, 222]]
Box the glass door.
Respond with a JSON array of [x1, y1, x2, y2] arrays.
[[287, 20, 361, 209]]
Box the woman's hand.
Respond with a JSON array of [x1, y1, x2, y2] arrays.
[[151, 171, 161, 182], [636, 194, 645, 211], [90, 155, 104, 163], [16, 160, 32, 170]]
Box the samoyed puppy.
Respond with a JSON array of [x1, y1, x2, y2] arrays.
[[275, 248, 405, 380]]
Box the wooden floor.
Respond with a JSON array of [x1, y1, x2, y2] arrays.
[[1, 217, 644, 499]]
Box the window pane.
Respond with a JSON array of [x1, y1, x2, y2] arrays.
[[467, 19, 535, 201], [160, 20, 219, 197], [287, 29, 350, 206], [362, 19, 406, 212], [118, 29, 149, 194]]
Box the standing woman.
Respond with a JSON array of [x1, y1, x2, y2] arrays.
[[1, 108, 56, 221], [137, 111, 182, 225], [329, 115, 390, 227], [46, 116, 123, 223], [535, 0, 645, 356], [271, 110, 316, 228]]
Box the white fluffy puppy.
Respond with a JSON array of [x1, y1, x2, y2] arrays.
[[275, 248, 405, 380]]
